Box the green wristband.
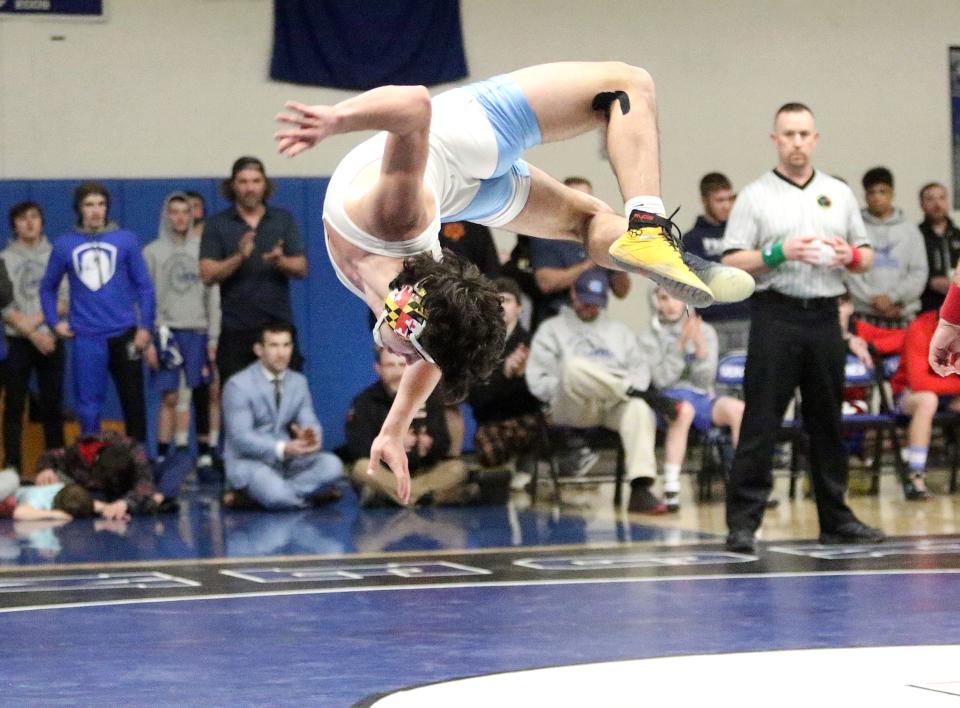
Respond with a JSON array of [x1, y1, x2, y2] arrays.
[[761, 241, 786, 268]]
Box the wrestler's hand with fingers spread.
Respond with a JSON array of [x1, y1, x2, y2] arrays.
[[275, 102, 339, 158], [929, 319, 960, 377], [368, 430, 411, 505]]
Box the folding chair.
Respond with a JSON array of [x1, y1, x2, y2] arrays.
[[696, 351, 806, 501], [882, 354, 960, 494], [529, 422, 627, 507], [695, 351, 743, 502], [833, 354, 909, 495]]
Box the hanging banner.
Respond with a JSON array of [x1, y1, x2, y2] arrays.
[[0, 0, 103, 15], [271, 0, 467, 90], [952, 47, 960, 209]]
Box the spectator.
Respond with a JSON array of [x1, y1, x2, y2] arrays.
[[468, 278, 544, 472], [720, 102, 883, 552], [527, 177, 630, 330], [184, 190, 221, 470], [199, 156, 307, 384], [918, 182, 960, 313], [683, 173, 750, 354], [437, 219, 502, 455], [845, 167, 927, 333], [526, 268, 683, 514], [2, 202, 67, 476], [184, 190, 206, 237], [500, 234, 539, 331], [0, 468, 95, 521], [221, 322, 342, 510], [640, 286, 745, 510], [346, 348, 477, 507], [34, 430, 168, 520], [890, 310, 960, 499], [144, 192, 221, 467], [39, 182, 156, 442], [439, 221, 501, 279]]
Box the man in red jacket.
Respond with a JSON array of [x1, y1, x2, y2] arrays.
[[897, 310, 960, 498]]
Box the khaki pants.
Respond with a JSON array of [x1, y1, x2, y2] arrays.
[[351, 457, 470, 506], [549, 357, 656, 481]]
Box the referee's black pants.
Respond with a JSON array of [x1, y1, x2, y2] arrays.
[[726, 293, 858, 535]]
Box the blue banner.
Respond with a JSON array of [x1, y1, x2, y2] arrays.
[[0, 0, 103, 15], [952, 47, 960, 209], [270, 0, 468, 90]]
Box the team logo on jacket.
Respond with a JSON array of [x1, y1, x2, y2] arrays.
[[165, 253, 199, 294], [72, 242, 118, 291], [817, 195, 832, 208]]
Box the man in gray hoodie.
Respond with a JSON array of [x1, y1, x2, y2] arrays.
[[845, 167, 927, 331], [526, 268, 685, 514], [144, 193, 221, 470], [1, 201, 67, 475]]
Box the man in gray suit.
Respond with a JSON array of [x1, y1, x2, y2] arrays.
[[221, 322, 342, 509]]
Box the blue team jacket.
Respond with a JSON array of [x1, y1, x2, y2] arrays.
[[40, 223, 155, 337]]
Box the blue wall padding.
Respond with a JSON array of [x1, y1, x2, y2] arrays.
[[0, 177, 473, 452]]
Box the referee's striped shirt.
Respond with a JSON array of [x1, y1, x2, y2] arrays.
[[722, 169, 870, 298]]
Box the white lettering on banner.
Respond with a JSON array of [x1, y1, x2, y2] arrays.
[[0, 572, 198, 593], [515, 552, 755, 571], [221, 561, 491, 584], [770, 540, 960, 560]]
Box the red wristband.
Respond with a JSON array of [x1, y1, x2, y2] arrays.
[[845, 246, 862, 271], [942, 283, 960, 325]]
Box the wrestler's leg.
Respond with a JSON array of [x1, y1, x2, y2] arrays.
[[504, 61, 659, 201]]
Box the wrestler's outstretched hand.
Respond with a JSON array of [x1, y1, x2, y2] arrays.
[[929, 318, 960, 377], [275, 101, 338, 158], [368, 431, 412, 505]]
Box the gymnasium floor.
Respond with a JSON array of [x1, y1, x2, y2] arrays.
[[2, 467, 959, 706]]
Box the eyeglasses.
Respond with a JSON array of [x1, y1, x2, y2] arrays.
[[371, 286, 437, 365]]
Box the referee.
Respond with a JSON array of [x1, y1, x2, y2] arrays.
[[721, 102, 885, 553]]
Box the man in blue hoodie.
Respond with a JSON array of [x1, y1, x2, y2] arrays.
[[683, 173, 751, 354], [40, 182, 157, 442]]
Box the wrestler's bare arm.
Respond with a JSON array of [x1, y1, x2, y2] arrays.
[[276, 85, 433, 234], [367, 360, 443, 505], [275, 85, 432, 157]]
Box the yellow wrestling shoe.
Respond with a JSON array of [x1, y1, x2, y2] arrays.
[[609, 209, 714, 307], [682, 252, 755, 303]]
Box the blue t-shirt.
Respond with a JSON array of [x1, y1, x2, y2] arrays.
[[15, 483, 64, 511], [529, 239, 588, 319]]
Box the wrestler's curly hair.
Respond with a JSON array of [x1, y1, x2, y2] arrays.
[[389, 250, 505, 403]]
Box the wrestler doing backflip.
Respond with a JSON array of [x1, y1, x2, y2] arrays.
[[274, 61, 754, 504]]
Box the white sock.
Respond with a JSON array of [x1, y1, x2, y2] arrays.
[[175, 430, 189, 447], [663, 463, 681, 493], [208, 429, 220, 446], [625, 196, 665, 218]]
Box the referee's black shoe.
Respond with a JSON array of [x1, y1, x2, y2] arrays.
[[725, 529, 756, 554], [818, 520, 885, 545]]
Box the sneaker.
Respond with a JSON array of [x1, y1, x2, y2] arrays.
[[664, 491, 680, 512], [627, 484, 668, 514], [561, 447, 600, 478], [682, 251, 755, 303], [904, 475, 934, 501], [818, 520, 885, 545], [725, 528, 756, 553], [511, 470, 533, 492], [474, 469, 513, 505], [608, 209, 714, 307]]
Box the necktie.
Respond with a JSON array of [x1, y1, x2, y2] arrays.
[[273, 376, 282, 410]]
